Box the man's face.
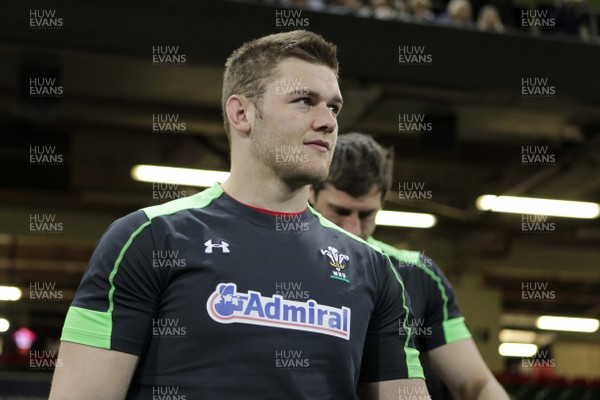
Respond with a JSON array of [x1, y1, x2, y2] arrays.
[[249, 57, 342, 186], [311, 184, 382, 240]]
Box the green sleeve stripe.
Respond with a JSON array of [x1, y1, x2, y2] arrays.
[[406, 347, 425, 379], [368, 237, 450, 322], [414, 256, 449, 322], [107, 221, 151, 314], [385, 255, 424, 379], [61, 306, 112, 349], [443, 317, 472, 344], [385, 256, 412, 346]]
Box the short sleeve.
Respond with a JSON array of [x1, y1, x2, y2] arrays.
[[60, 210, 162, 356], [359, 254, 424, 382], [420, 254, 471, 352]]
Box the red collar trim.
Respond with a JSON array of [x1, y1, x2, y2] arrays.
[[224, 189, 307, 216]]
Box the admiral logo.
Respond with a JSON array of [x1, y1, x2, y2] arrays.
[[207, 283, 351, 340], [321, 246, 350, 283]]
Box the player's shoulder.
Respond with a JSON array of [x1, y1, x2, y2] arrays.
[[142, 183, 223, 221], [366, 237, 420, 264], [307, 205, 385, 257], [367, 237, 444, 277], [105, 184, 222, 242]]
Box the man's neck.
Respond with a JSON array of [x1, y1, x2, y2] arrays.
[[221, 165, 309, 213]]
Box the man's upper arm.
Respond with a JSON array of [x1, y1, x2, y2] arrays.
[[358, 378, 429, 400], [428, 338, 510, 400], [49, 342, 138, 400]]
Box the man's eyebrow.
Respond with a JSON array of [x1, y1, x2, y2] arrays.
[[328, 203, 351, 213], [293, 89, 343, 106], [331, 94, 344, 106], [358, 209, 377, 215], [329, 202, 377, 214]]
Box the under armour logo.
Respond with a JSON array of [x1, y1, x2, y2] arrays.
[[204, 239, 230, 253]]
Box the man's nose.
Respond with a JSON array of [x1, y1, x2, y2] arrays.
[[312, 103, 337, 134], [340, 214, 361, 238]]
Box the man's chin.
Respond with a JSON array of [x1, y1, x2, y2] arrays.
[[283, 168, 329, 189]]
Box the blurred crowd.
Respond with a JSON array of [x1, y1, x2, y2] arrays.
[[252, 0, 594, 39]]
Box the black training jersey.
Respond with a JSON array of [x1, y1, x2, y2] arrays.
[[61, 184, 423, 399], [367, 238, 471, 352], [367, 237, 472, 400]]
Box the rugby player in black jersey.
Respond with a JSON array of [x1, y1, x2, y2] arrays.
[[50, 32, 430, 399], [311, 132, 510, 400]]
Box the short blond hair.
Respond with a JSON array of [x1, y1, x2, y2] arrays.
[[222, 30, 339, 137]]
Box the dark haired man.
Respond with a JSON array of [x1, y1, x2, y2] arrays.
[[311, 132, 510, 400], [49, 32, 429, 399]]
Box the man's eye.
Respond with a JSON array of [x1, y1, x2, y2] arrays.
[[328, 105, 339, 115], [335, 209, 352, 217], [294, 97, 311, 105], [359, 212, 374, 219]]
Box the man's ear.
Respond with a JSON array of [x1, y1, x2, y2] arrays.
[[225, 95, 252, 135]]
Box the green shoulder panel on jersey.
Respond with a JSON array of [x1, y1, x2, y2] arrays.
[[61, 184, 224, 349], [367, 237, 471, 346], [309, 206, 423, 379], [143, 182, 224, 220]]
